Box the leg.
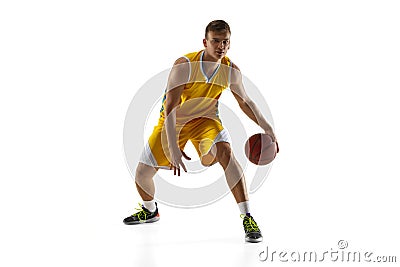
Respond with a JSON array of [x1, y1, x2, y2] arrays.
[[197, 124, 263, 242], [212, 142, 263, 242], [135, 162, 159, 201], [123, 162, 160, 225], [134, 119, 176, 200], [208, 142, 249, 203]]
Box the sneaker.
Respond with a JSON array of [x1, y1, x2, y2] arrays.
[[241, 213, 263, 243], [123, 202, 160, 225]]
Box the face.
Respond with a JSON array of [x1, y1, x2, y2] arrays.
[[203, 31, 230, 61]]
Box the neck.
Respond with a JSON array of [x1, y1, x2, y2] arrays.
[[203, 50, 221, 63]]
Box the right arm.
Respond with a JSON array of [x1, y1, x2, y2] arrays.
[[164, 57, 191, 175]]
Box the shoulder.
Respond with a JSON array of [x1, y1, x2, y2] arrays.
[[173, 57, 189, 65], [230, 62, 242, 84], [173, 50, 201, 65], [169, 56, 190, 83], [231, 61, 240, 71]]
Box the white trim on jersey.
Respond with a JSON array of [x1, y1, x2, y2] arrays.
[[200, 50, 221, 83], [182, 55, 191, 83], [228, 60, 233, 86]]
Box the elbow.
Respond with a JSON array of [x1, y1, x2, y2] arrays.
[[164, 105, 173, 117], [164, 99, 179, 116]]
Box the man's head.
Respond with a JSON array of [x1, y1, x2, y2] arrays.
[[203, 20, 231, 61]]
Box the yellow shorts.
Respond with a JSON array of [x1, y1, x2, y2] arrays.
[[139, 117, 231, 169]]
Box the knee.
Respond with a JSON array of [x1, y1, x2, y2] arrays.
[[201, 155, 217, 167], [200, 144, 218, 167], [135, 163, 156, 182], [135, 164, 145, 178]]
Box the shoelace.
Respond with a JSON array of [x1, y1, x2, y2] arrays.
[[132, 202, 151, 221], [240, 214, 260, 232]]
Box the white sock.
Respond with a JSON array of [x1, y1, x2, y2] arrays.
[[238, 201, 250, 215], [143, 200, 157, 212]]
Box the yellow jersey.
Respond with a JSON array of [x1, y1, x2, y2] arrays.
[[159, 50, 232, 125]]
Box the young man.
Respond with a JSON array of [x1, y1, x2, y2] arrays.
[[124, 20, 278, 243]]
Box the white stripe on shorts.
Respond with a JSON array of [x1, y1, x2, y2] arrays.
[[139, 141, 160, 168], [138, 128, 232, 168]]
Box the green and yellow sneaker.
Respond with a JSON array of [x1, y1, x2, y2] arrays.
[[123, 202, 160, 225], [241, 213, 263, 243]]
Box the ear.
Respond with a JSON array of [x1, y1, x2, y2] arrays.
[[203, 38, 207, 47]]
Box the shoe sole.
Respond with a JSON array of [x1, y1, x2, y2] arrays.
[[245, 236, 263, 243], [123, 216, 160, 225]]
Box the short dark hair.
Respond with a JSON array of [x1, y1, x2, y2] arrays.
[[205, 20, 231, 39]]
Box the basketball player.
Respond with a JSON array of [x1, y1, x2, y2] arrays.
[[124, 20, 278, 243]]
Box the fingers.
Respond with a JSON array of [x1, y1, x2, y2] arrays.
[[170, 164, 178, 176], [270, 134, 277, 143], [172, 165, 182, 176], [180, 161, 187, 173], [170, 161, 187, 176], [176, 159, 187, 174], [264, 131, 276, 142], [169, 150, 190, 176], [181, 150, 191, 160], [169, 164, 187, 176]]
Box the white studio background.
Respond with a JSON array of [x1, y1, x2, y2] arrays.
[[0, 1, 399, 267]]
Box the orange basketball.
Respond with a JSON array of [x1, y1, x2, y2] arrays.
[[244, 133, 277, 165]]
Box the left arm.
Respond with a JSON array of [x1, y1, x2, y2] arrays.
[[229, 63, 278, 143]]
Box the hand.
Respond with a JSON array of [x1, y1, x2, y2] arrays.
[[264, 129, 279, 153], [169, 148, 191, 176]]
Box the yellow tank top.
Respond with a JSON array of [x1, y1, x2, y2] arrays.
[[159, 50, 232, 124]]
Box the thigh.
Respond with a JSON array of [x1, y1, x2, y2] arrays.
[[140, 120, 190, 168]]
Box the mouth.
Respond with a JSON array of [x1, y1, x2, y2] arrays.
[[216, 51, 224, 56]]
